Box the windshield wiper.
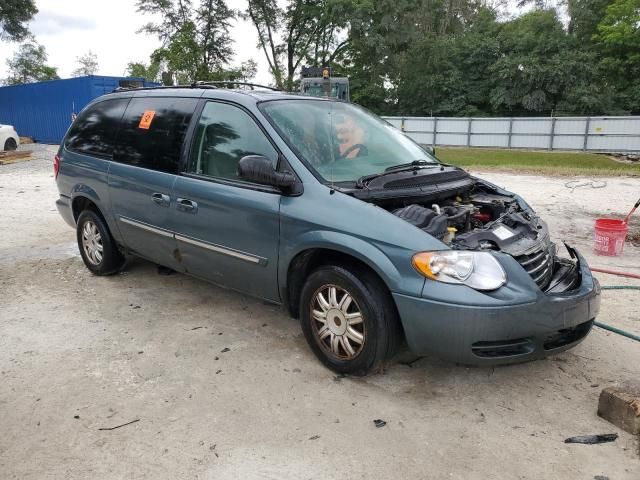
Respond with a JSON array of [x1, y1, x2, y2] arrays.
[[356, 161, 443, 188], [384, 159, 436, 172]]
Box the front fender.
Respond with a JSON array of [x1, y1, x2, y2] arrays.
[[279, 230, 425, 298]]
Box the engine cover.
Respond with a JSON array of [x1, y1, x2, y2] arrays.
[[392, 204, 448, 239]]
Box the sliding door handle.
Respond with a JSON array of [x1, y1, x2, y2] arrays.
[[151, 192, 170, 207], [176, 197, 198, 213]]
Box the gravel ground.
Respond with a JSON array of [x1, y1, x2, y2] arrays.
[[1, 145, 639, 479]]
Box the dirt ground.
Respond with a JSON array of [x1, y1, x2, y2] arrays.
[[1, 145, 639, 479]]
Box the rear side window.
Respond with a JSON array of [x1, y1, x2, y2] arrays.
[[114, 97, 198, 173], [65, 98, 129, 157]]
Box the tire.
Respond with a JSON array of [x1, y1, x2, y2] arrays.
[[299, 264, 401, 375], [76, 210, 125, 275], [4, 138, 17, 151]]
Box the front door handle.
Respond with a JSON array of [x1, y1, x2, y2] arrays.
[[151, 192, 170, 207], [176, 197, 198, 213]]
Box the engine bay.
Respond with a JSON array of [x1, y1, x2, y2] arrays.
[[389, 185, 544, 255], [353, 168, 582, 293]]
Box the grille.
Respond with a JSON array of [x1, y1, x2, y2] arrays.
[[471, 338, 534, 358], [513, 242, 555, 290]]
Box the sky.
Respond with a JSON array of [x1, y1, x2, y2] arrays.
[[0, 0, 272, 84]]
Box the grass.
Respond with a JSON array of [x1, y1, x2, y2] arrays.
[[436, 147, 640, 176]]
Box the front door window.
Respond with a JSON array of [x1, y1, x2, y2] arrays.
[[188, 102, 278, 180]]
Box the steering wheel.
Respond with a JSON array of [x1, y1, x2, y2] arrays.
[[340, 143, 368, 159]]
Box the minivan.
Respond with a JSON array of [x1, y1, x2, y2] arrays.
[[55, 85, 600, 375]]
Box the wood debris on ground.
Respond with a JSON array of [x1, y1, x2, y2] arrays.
[[0, 150, 33, 165]]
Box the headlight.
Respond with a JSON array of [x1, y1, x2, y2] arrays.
[[412, 251, 506, 291]]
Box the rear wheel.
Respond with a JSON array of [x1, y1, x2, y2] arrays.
[[76, 210, 125, 275], [4, 138, 17, 151], [299, 265, 400, 375]]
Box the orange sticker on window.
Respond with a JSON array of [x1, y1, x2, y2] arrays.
[[138, 110, 155, 129]]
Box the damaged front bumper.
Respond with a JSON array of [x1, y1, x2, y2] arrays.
[[393, 247, 601, 365]]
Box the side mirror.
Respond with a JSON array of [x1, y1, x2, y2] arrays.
[[424, 145, 436, 156], [238, 155, 298, 192]]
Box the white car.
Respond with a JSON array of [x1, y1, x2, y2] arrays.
[[0, 124, 20, 151]]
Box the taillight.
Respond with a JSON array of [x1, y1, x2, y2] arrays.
[[54, 154, 60, 179]]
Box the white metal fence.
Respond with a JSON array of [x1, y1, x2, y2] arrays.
[[381, 116, 640, 153]]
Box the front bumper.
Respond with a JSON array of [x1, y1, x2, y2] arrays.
[[393, 249, 601, 365]]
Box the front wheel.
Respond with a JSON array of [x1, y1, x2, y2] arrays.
[[299, 265, 400, 375], [76, 210, 125, 275]]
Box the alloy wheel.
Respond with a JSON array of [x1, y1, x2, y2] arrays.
[[310, 284, 365, 360], [81, 220, 103, 265]]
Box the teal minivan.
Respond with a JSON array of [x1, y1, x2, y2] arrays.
[[55, 85, 600, 375]]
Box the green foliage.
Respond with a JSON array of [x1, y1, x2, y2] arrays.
[[595, 0, 640, 49], [126, 60, 162, 83], [594, 0, 640, 112], [356, 1, 640, 116], [396, 7, 500, 116], [138, 0, 640, 115], [4, 42, 59, 85], [567, 0, 611, 42], [246, 0, 350, 89], [234, 59, 258, 82], [72, 51, 99, 77], [136, 0, 236, 84], [490, 10, 593, 114], [0, 0, 37, 41]]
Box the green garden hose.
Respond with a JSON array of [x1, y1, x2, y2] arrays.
[[601, 285, 640, 290], [594, 285, 640, 342], [594, 322, 640, 342]]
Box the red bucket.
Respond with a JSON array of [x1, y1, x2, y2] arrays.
[[594, 218, 628, 256]]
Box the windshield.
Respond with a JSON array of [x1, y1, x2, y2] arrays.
[[260, 100, 438, 183]]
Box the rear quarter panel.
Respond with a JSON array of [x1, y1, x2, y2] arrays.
[[56, 148, 121, 241]]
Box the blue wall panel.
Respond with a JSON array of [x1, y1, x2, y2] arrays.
[[0, 76, 158, 144]]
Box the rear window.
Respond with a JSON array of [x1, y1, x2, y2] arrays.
[[113, 97, 198, 173], [64, 98, 129, 157]]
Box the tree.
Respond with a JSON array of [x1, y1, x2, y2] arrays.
[[345, 0, 488, 113], [4, 42, 59, 85], [246, 0, 287, 88], [594, 0, 640, 113], [126, 60, 161, 82], [487, 9, 607, 115], [246, 0, 350, 90], [567, 0, 610, 42], [595, 0, 640, 49], [126, 0, 632, 115], [0, 0, 38, 41], [396, 7, 501, 116], [136, 0, 236, 83], [383, 2, 620, 116], [72, 51, 99, 77], [235, 59, 258, 82]]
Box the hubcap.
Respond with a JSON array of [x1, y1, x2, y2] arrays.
[[81, 220, 103, 265], [310, 285, 365, 360]]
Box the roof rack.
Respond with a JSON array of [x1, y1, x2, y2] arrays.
[[110, 81, 284, 94], [111, 85, 199, 93], [191, 81, 282, 91]]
